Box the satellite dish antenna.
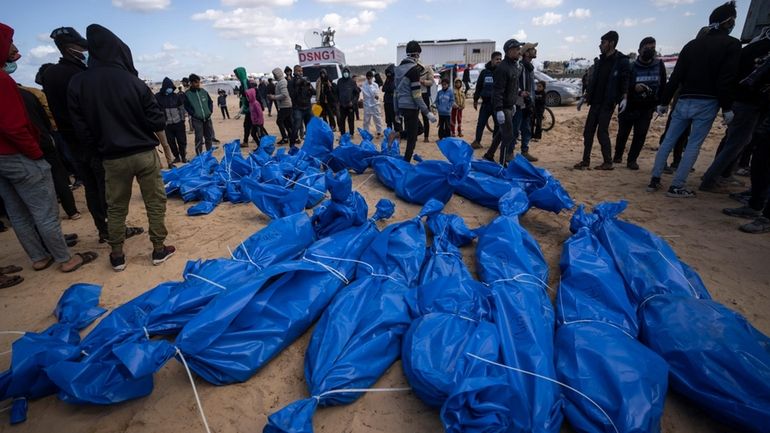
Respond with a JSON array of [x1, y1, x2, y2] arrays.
[[304, 28, 324, 49]]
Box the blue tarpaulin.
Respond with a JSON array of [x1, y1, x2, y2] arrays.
[[574, 202, 770, 433], [264, 200, 439, 433], [310, 170, 368, 238]]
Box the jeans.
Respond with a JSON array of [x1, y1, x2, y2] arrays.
[[614, 107, 654, 164], [582, 103, 615, 164], [276, 107, 293, 141], [191, 117, 213, 155], [164, 122, 187, 160], [451, 107, 463, 135], [475, 103, 496, 144], [384, 102, 395, 130], [338, 106, 356, 136], [292, 107, 313, 142], [485, 108, 514, 164], [363, 105, 383, 134], [0, 154, 70, 263], [401, 108, 420, 162], [512, 108, 532, 153], [700, 101, 762, 188], [438, 114, 451, 139], [102, 150, 168, 253], [651, 98, 720, 188]]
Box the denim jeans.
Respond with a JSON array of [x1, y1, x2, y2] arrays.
[[511, 108, 532, 153], [651, 98, 719, 188], [0, 154, 70, 263], [292, 107, 312, 142], [700, 101, 761, 188]]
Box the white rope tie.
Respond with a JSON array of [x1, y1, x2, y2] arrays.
[[656, 250, 700, 298], [485, 273, 555, 295], [176, 348, 212, 433], [0, 349, 10, 356], [226, 243, 261, 269], [282, 174, 328, 197], [557, 275, 636, 340], [313, 386, 411, 401], [81, 350, 90, 357], [639, 293, 665, 311], [355, 173, 375, 190], [307, 252, 399, 282], [142, 327, 150, 340], [301, 257, 350, 284], [466, 353, 619, 433], [0, 331, 25, 335], [186, 273, 228, 292]]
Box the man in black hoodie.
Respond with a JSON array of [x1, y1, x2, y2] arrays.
[[156, 77, 187, 163], [68, 24, 175, 271], [575, 30, 630, 170], [649, 2, 741, 198], [473, 51, 502, 150], [336, 66, 360, 137], [290, 64, 313, 144], [484, 39, 524, 164]]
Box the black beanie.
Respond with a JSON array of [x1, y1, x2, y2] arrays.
[[709, 1, 737, 24], [601, 30, 619, 45], [50, 27, 88, 50]]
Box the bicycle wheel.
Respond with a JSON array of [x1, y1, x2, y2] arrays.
[[542, 107, 555, 132], [486, 117, 494, 133]]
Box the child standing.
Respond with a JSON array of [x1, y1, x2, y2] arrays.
[[435, 78, 455, 140], [532, 81, 546, 140], [451, 78, 465, 137], [218, 89, 230, 119]]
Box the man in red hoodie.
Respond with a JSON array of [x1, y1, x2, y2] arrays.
[[0, 22, 96, 277]]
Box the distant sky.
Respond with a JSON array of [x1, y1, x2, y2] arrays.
[[5, 0, 750, 84]]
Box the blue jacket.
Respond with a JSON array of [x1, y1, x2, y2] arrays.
[[435, 87, 455, 116]]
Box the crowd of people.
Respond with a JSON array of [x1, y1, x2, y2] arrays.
[[0, 0, 768, 289]]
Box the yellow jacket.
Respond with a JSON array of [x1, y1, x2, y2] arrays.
[[453, 80, 465, 109]]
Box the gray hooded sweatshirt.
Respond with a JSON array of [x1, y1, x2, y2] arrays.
[[272, 67, 292, 109]]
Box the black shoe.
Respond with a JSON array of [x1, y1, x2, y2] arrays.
[[723, 206, 762, 219], [482, 153, 495, 162], [739, 217, 770, 234], [212, 138, 221, 143], [171, 157, 181, 164], [613, 156, 622, 164], [665, 186, 696, 198], [126, 227, 144, 239], [646, 177, 662, 192], [110, 253, 126, 272], [627, 161, 639, 170], [663, 165, 674, 174], [152, 245, 176, 265], [181, 156, 188, 163], [573, 161, 591, 170]]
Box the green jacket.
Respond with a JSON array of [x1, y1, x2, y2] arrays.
[[184, 88, 213, 120]]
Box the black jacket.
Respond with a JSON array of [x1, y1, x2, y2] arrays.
[[474, 61, 496, 105], [492, 57, 521, 111], [735, 38, 770, 107], [290, 75, 314, 109], [336, 68, 360, 108], [661, 28, 741, 111], [40, 58, 86, 139], [17, 87, 55, 157], [68, 24, 165, 160], [586, 51, 630, 107], [155, 77, 186, 125]]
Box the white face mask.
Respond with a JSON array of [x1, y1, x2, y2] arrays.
[[3, 61, 17, 74]]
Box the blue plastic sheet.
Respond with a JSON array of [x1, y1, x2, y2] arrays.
[[371, 138, 472, 204], [328, 130, 378, 174], [574, 202, 770, 433], [0, 284, 105, 424], [311, 170, 368, 238], [555, 225, 668, 433], [174, 200, 395, 385], [301, 117, 335, 165], [264, 200, 439, 433]]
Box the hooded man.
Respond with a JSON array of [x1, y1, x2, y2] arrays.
[[484, 38, 524, 164], [156, 77, 188, 163], [0, 22, 97, 275], [268, 67, 293, 145], [511, 42, 539, 162], [68, 24, 175, 271], [336, 66, 361, 138], [290, 64, 313, 144], [575, 30, 630, 170], [184, 73, 214, 155], [382, 64, 396, 130], [316, 69, 338, 130], [394, 40, 436, 162], [472, 51, 502, 149], [648, 1, 741, 198]]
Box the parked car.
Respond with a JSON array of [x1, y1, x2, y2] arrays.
[[534, 71, 580, 106]]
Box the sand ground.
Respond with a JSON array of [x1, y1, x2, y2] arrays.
[[1, 96, 767, 433]]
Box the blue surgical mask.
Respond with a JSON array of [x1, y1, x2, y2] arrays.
[[69, 48, 88, 66], [3, 61, 17, 74], [343, 72, 350, 78], [165, 88, 173, 95]]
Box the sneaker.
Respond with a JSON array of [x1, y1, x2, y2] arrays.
[[212, 138, 221, 143], [594, 162, 614, 170], [735, 167, 751, 177], [171, 157, 181, 164], [729, 190, 752, 205], [482, 153, 495, 162], [626, 161, 639, 170], [522, 151, 539, 162], [110, 254, 126, 272], [646, 177, 662, 192], [471, 140, 482, 149], [699, 183, 731, 194], [613, 156, 622, 164], [152, 245, 176, 265], [723, 206, 761, 219], [573, 161, 591, 170], [723, 176, 746, 187], [663, 165, 674, 175], [739, 216, 770, 234], [666, 186, 696, 198]]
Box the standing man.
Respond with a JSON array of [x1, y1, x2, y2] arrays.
[[68, 24, 175, 271], [473, 51, 502, 150], [336, 67, 360, 138], [612, 37, 667, 170], [1, 22, 97, 274], [184, 74, 214, 156], [266, 77, 275, 117], [648, 2, 741, 197], [155, 77, 188, 163], [41, 26, 113, 242], [269, 67, 293, 145], [383, 64, 396, 130], [484, 39, 524, 164], [290, 65, 313, 145], [512, 42, 538, 162], [362, 70, 384, 137], [462, 67, 471, 96], [574, 31, 630, 171], [394, 40, 437, 162]]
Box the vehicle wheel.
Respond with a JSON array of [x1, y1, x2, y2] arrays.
[[542, 107, 555, 132], [545, 91, 561, 107]]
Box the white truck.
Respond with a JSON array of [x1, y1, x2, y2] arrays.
[[298, 46, 346, 85]]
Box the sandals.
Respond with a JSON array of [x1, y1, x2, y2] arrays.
[[0, 265, 22, 274], [33, 257, 55, 271], [61, 251, 98, 273], [0, 274, 23, 289]]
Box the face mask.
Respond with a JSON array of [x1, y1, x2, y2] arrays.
[[641, 48, 655, 60], [343, 72, 350, 78], [165, 88, 173, 95], [3, 61, 17, 74]]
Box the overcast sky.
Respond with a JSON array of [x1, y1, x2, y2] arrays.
[[6, 0, 750, 84]]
